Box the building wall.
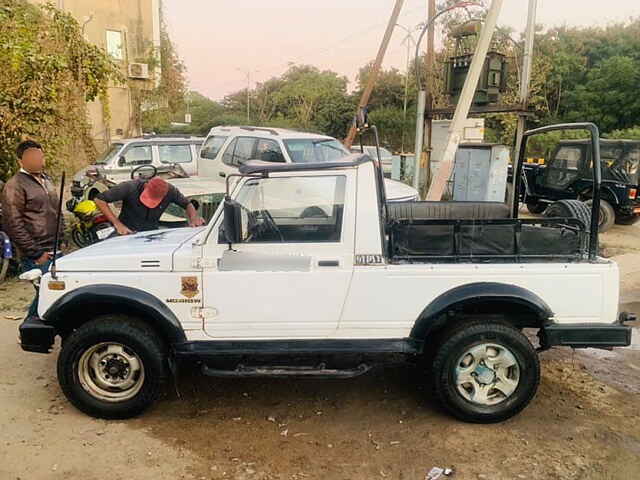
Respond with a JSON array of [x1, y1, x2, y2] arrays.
[[30, 0, 161, 155]]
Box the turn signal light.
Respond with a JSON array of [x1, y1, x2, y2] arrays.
[[48, 281, 66, 291], [629, 188, 637, 200]]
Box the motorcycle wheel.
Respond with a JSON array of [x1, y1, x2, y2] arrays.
[[0, 258, 9, 283], [72, 228, 91, 248]]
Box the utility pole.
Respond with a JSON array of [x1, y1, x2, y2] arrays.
[[423, 0, 436, 197], [344, 0, 405, 148], [237, 68, 259, 123], [510, 0, 537, 214], [396, 23, 416, 154], [426, 0, 503, 200]]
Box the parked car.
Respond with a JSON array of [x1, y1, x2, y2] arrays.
[[18, 123, 634, 424], [515, 139, 640, 232], [73, 134, 204, 201], [198, 126, 418, 202], [349, 145, 394, 176]]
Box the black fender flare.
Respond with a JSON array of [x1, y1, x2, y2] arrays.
[[410, 282, 553, 339], [43, 284, 186, 343], [579, 185, 619, 205]]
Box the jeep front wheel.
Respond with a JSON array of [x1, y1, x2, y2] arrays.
[[57, 316, 166, 419], [431, 321, 540, 423]]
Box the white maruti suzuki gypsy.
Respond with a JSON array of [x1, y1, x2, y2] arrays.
[[19, 123, 634, 423]]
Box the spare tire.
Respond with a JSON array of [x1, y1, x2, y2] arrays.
[[544, 199, 592, 231]]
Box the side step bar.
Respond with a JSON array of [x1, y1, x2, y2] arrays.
[[201, 363, 371, 379]]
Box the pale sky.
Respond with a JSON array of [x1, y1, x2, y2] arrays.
[[163, 0, 640, 100]]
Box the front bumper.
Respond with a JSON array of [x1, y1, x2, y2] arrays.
[[539, 312, 635, 349], [19, 316, 56, 353]]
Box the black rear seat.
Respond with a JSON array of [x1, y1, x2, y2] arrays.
[[387, 201, 510, 221]]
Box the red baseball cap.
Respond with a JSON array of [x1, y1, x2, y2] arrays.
[[140, 177, 169, 208]]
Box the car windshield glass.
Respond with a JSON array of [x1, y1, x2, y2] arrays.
[[95, 143, 123, 165], [284, 139, 349, 163]]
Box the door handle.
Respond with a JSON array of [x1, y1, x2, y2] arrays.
[[219, 172, 226, 178], [318, 260, 339, 267]]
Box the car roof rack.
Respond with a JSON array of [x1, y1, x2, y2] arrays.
[[138, 133, 200, 139], [238, 154, 372, 175], [237, 126, 280, 136]]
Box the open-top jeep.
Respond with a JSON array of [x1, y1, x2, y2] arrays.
[[19, 122, 634, 423], [518, 138, 640, 231]]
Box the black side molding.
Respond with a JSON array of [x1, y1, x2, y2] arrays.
[[174, 338, 422, 357]]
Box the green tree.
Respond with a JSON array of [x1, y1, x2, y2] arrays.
[[0, 0, 122, 180]]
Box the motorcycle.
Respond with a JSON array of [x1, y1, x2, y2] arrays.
[[66, 197, 115, 248]]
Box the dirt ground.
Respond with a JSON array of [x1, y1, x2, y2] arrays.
[[1, 224, 639, 480]]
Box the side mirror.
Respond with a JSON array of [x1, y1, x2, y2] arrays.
[[117, 156, 126, 167], [222, 198, 243, 245]]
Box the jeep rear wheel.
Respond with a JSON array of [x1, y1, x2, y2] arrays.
[[57, 315, 166, 419], [431, 321, 540, 423], [585, 199, 615, 233]]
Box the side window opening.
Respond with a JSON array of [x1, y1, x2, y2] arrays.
[[222, 139, 238, 166], [219, 175, 347, 244], [123, 145, 152, 166], [201, 135, 228, 160]]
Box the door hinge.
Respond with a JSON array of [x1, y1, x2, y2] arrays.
[[191, 307, 218, 319], [192, 257, 215, 269]]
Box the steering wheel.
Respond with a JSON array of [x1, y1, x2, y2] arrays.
[[131, 164, 157, 180], [260, 209, 285, 242]]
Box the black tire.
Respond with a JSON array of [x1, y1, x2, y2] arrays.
[[526, 202, 547, 214], [585, 199, 615, 233], [615, 214, 640, 226], [544, 199, 592, 231], [431, 321, 540, 423], [87, 189, 100, 201], [71, 228, 90, 248], [57, 315, 167, 419]]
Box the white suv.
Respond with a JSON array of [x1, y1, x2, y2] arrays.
[[198, 126, 418, 202]]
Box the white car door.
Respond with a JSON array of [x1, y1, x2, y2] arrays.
[[201, 172, 355, 339]]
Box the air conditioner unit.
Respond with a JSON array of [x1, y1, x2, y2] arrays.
[[128, 62, 149, 79]]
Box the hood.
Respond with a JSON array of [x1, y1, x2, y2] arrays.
[[384, 179, 419, 202], [57, 227, 204, 272]]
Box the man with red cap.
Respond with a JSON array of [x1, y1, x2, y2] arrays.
[[95, 177, 204, 235]]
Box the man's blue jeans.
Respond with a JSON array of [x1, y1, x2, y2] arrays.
[[21, 256, 55, 318]]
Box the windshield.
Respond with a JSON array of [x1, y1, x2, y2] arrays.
[[284, 139, 349, 163], [95, 143, 123, 165]]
